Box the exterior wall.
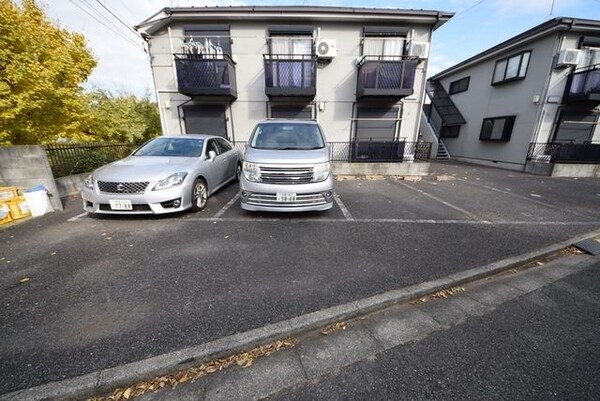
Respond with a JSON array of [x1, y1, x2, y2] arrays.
[[147, 18, 433, 144], [0, 146, 63, 210], [437, 33, 561, 168]]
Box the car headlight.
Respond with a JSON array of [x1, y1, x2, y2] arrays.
[[153, 172, 188, 191], [312, 162, 330, 182], [243, 161, 261, 182], [84, 174, 94, 190]]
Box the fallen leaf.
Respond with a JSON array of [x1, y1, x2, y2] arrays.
[[122, 388, 132, 399], [51, 252, 56, 256], [20, 277, 29, 283]]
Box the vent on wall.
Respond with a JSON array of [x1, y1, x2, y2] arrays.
[[556, 49, 581, 68], [316, 40, 337, 58]]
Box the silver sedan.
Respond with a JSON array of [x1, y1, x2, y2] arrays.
[[81, 135, 241, 215]]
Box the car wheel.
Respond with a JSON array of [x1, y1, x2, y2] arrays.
[[235, 163, 242, 181], [191, 179, 208, 212]]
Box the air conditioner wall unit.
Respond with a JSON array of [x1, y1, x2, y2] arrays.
[[407, 41, 430, 59], [556, 49, 581, 67], [316, 40, 337, 58]]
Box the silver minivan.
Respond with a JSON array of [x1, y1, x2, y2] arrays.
[[240, 120, 334, 212]]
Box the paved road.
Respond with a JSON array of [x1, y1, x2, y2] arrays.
[[1, 162, 599, 394], [270, 259, 600, 401]]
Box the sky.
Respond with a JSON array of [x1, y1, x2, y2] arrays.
[[40, 0, 600, 99]]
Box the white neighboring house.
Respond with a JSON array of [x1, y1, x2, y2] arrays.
[[421, 17, 600, 177], [135, 6, 453, 165]]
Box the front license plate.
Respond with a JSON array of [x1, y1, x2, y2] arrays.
[[276, 193, 296, 203], [109, 200, 133, 210]]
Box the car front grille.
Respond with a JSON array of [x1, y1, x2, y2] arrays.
[[247, 193, 327, 207], [260, 166, 314, 184], [97, 181, 149, 194]]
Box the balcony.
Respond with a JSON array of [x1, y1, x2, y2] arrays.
[[264, 55, 316, 98], [174, 54, 237, 98], [562, 66, 600, 104], [356, 56, 418, 100], [527, 142, 600, 163]]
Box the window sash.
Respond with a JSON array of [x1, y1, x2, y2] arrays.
[[480, 116, 516, 141], [492, 51, 530, 84]]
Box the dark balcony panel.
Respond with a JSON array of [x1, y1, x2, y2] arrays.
[[174, 54, 237, 98], [357, 57, 418, 99], [264, 55, 316, 98], [563, 67, 600, 104], [527, 142, 600, 163]]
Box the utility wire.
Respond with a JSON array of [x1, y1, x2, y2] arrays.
[[452, 0, 490, 19], [67, 0, 142, 50], [94, 0, 142, 38], [81, 0, 135, 40]]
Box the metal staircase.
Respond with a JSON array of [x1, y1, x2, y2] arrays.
[[436, 139, 450, 160], [422, 80, 466, 160]]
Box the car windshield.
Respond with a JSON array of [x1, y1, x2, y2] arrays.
[[133, 137, 205, 157], [249, 123, 326, 150]]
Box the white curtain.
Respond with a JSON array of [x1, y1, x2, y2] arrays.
[[271, 36, 312, 87], [363, 37, 404, 60]]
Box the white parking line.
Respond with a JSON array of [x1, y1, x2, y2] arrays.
[[181, 217, 600, 225], [334, 194, 354, 221], [458, 178, 596, 219], [67, 212, 88, 222], [213, 193, 240, 219], [394, 181, 488, 223]]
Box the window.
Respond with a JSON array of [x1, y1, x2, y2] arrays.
[[440, 125, 460, 138], [479, 116, 516, 141], [553, 110, 598, 143], [182, 25, 231, 57], [449, 77, 470, 94], [216, 138, 233, 153], [182, 105, 227, 137], [362, 26, 408, 60], [355, 107, 399, 141], [269, 104, 314, 120], [492, 51, 531, 85]]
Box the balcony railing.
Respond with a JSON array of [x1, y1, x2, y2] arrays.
[[356, 56, 418, 99], [330, 141, 431, 162], [264, 55, 317, 98], [174, 54, 237, 98], [563, 65, 600, 104], [232, 141, 432, 162], [527, 142, 600, 163]]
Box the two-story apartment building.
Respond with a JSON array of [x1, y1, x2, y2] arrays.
[[422, 17, 600, 176], [135, 6, 452, 164]]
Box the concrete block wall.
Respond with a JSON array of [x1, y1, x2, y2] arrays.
[[0, 146, 63, 210]]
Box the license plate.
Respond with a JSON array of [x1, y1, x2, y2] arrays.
[[109, 200, 133, 210], [276, 193, 296, 203]]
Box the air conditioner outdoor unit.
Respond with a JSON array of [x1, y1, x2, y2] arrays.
[[407, 41, 430, 59], [316, 40, 337, 58], [556, 49, 581, 67]]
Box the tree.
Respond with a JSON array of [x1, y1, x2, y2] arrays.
[[0, 0, 96, 145], [83, 89, 161, 144]]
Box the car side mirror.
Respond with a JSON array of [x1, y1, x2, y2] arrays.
[[207, 150, 217, 161]]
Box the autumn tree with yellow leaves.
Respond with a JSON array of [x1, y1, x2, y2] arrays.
[[0, 0, 97, 145], [0, 1, 161, 146]]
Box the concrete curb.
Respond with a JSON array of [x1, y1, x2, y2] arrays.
[[4, 228, 600, 401]]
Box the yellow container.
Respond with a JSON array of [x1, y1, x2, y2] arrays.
[[0, 187, 18, 202], [7, 196, 31, 220], [0, 203, 12, 225]]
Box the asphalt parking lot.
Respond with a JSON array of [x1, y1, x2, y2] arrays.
[[1, 162, 600, 394]]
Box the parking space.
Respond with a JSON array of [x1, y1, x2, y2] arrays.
[[2, 162, 600, 395]]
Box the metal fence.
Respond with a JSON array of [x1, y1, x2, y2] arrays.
[[45, 143, 137, 178], [527, 142, 600, 163], [233, 141, 432, 162]]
